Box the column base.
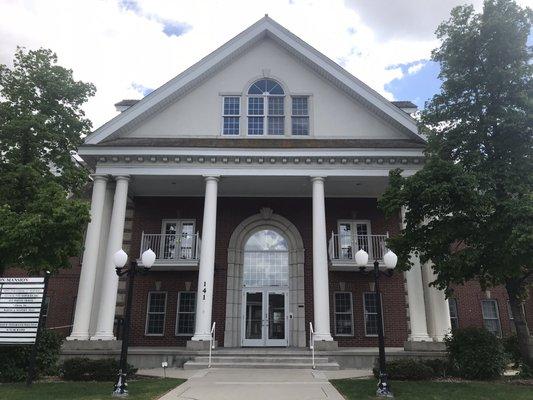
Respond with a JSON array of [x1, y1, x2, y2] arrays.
[[314, 340, 338, 351], [186, 340, 217, 350], [191, 333, 212, 341], [404, 340, 446, 352], [66, 333, 90, 341], [90, 333, 116, 341], [62, 340, 122, 351], [408, 334, 432, 342]]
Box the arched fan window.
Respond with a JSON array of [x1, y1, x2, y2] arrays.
[[243, 229, 289, 287], [247, 79, 285, 136]]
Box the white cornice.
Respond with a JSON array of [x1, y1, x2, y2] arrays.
[[79, 146, 424, 158]]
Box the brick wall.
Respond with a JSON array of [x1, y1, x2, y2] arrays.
[[10, 195, 530, 347], [129, 196, 406, 347], [452, 281, 517, 336]]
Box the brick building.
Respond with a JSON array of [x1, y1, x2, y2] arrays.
[[46, 16, 530, 357]]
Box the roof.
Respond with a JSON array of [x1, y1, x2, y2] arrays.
[[392, 101, 417, 109], [93, 137, 425, 148], [114, 99, 140, 107], [84, 16, 424, 145]]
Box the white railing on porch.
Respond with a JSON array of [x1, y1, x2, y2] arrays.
[[208, 322, 216, 368], [328, 233, 389, 263], [140, 233, 201, 263], [309, 322, 315, 370]]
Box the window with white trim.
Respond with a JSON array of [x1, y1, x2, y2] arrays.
[[481, 299, 501, 337], [145, 292, 167, 335], [363, 292, 384, 336], [176, 291, 196, 335], [334, 292, 354, 336], [448, 298, 459, 330], [247, 79, 285, 136], [338, 220, 372, 259], [160, 220, 196, 260], [291, 96, 309, 135], [222, 96, 240, 135]]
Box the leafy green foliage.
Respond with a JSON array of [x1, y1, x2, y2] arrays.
[[379, 0, 532, 362], [61, 358, 138, 381], [373, 359, 434, 380], [372, 358, 457, 381], [0, 47, 95, 273], [0, 329, 62, 382], [446, 327, 506, 380]]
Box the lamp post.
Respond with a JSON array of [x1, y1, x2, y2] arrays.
[[355, 248, 398, 398], [112, 248, 156, 397]]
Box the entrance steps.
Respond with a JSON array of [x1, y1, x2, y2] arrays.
[[183, 349, 340, 370]]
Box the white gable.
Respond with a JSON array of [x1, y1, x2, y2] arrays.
[[85, 16, 421, 145], [124, 38, 407, 141]]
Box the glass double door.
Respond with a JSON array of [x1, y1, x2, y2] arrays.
[[242, 288, 288, 347]]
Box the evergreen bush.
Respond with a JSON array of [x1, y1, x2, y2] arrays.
[[445, 327, 506, 380]]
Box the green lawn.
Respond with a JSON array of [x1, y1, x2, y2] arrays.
[[0, 378, 184, 400], [331, 378, 533, 400]]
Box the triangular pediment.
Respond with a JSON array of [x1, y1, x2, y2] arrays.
[[84, 16, 423, 145]]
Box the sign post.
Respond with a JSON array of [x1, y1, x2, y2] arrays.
[[0, 272, 50, 386]]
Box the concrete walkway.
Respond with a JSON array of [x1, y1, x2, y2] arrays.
[[139, 368, 372, 400]]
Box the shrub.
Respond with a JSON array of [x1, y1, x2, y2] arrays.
[[0, 329, 62, 382], [373, 359, 434, 380], [502, 334, 521, 366], [445, 327, 506, 380], [61, 358, 138, 381]]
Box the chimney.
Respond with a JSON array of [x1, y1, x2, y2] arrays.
[[391, 101, 418, 115], [114, 99, 140, 113]]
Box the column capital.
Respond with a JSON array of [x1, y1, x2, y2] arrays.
[[91, 174, 108, 182], [114, 175, 130, 182], [310, 176, 326, 183], [203, 175, 220, 182]]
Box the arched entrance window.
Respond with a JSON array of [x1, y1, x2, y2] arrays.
[[243, 229, 289, 287], [242, 229, 289, 346]]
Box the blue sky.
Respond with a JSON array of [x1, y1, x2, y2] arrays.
[[386, 61, 441, 108], [1, 0, 530, 126]]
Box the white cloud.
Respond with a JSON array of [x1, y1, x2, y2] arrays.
[[1, 0, 528, 128], [407, 62, 426, 75]]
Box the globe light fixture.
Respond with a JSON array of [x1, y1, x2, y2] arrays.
[[383, 250, 398, 270], [113, 249, 128, 269], [354, 249, 369, 267], [141, 248, 156, 270]]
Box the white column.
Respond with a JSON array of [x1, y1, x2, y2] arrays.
[[311, 177, 333, 342], [405, 255, 431, 341], [422, 262, 452, 341], [67, 175, 108, 341], [91, 176, 130, 340], [192, 176, 219, 341], [400, 207, 431, 342]]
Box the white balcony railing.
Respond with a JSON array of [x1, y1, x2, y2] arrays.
[[328, 233, 389, 267], [140, 232, 201, 265]]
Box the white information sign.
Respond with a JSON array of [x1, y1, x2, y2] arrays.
[[0, 278, 45, 344]]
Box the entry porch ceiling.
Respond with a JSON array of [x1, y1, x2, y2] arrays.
[[128, 175, 389, 198]]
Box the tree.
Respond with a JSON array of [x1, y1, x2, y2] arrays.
[[0, 47, 96, 274], [379, 0, 532, 363]]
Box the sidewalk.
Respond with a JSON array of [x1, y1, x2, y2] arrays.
[[139, 368, 372, 400]]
